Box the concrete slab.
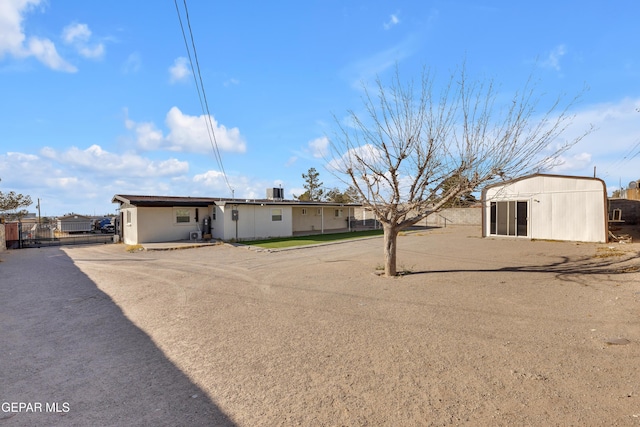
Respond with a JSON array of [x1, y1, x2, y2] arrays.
[[140, 240, 221, 251]]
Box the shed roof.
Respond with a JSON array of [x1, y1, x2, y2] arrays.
[[58, 214, 92, 220], [482, 173, 606, 192]]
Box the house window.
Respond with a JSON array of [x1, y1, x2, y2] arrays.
[[490, 201, 527, 236], [316, 208, 322, 216], [175, 208, 191, 223], [211, 209, 216, 221], [272, 208, 283, 221], [334, 209, 343, 218], [301, 208, 307, 215], [126, 211, 132, 225]]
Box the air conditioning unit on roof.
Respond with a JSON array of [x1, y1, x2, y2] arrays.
[[267, 187, 284, 200], [189, 231, 201, 241]]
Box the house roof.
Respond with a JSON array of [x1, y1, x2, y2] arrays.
[[112, 194, 362, 208], [112, 195, 222, 207]]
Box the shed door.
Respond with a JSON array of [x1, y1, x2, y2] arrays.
[[516, 201, 528, 236], [490, 201, 528, 237]]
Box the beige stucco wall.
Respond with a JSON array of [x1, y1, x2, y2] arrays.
[[120, 206, 138, 245], [217, 204, 293, 241], [121, 206, 212, 244], [291, 206, 352, 233], [137, 206, 199, 243]]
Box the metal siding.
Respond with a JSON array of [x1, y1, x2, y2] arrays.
[[484, 175, 606, 242]]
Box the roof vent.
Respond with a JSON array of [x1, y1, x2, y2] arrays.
[[628, 181, 639, 189]]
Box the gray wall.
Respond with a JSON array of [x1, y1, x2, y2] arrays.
[[609, 199, 640, 225], [424, 207, 482, 227]]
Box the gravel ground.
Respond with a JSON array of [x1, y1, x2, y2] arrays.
[[1, 226, 639, 426]]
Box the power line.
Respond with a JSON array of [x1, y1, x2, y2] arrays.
[[174, 0, 234, 195], [599, 136, 640, 181]]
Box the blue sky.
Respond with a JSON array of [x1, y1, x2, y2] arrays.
[[1, 0, 639, 216]]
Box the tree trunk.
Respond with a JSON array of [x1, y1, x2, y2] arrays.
[[383, 224, 398, 277]]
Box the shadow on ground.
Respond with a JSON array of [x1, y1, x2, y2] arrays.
[[0, 247, 235, 427], [408, 250, 640, 284]]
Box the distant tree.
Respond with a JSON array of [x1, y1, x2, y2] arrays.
[[298, 167, 324, 201], [344, 185, 362, 203], [325, 185, 362, 203], [611, 189, 624, 198], [437, 176, 478, 208], [295, 191, 312, 201], [330, 65, 591, 276], [325, 188, 349, 203], [0, 189, 33, 221]]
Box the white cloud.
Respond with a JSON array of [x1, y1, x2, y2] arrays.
[[549, 152, 592, 173], [78, 44, 104, 59], [383, 14, 400, 30], [0, 0, 77, 72], [39, 144, 189, 177], [62, 22, 106, 60], [27, 35, 77, 72], [62, 22, 91, 44], [308, 136, 329, 159], [327, 143, 384, 175], [531, 97, 640, 191], [285, 156, 298, 167], [193, 171, 266, 199], [193, 170, 226, 187], [541, 44, 567, 71], [223, 78, 240, 87], [124, 118, 164, 151], [341, 33, 418, 88], [0, 0, 37, 55], [4, 151, 38, 162], [165, 107, 247, 153], [122, 52, 141, 73], [169, 56, 190, 83], [124, 107, 247, 154]]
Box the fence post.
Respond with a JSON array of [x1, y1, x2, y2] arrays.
[[0, 223, 5, 252]]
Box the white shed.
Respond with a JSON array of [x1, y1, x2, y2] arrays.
[[481, 174, 607, 243]]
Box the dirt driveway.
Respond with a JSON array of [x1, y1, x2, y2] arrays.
[[1, 227, 639, 426]]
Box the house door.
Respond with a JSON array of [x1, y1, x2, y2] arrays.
[[490, 201, 528, 237]]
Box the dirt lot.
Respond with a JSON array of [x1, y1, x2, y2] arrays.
[[1, 226, 639, 426]]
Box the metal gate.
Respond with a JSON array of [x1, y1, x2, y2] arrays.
[[13, 222, 114, 248]]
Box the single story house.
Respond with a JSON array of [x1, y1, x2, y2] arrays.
[[112, 192, 362, 245], [481, 174, 607, 243]]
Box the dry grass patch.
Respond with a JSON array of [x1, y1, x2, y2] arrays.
[[594, 246, 631, 258]]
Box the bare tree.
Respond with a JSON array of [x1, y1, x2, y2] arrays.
[[330, 66, 591, 277]]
